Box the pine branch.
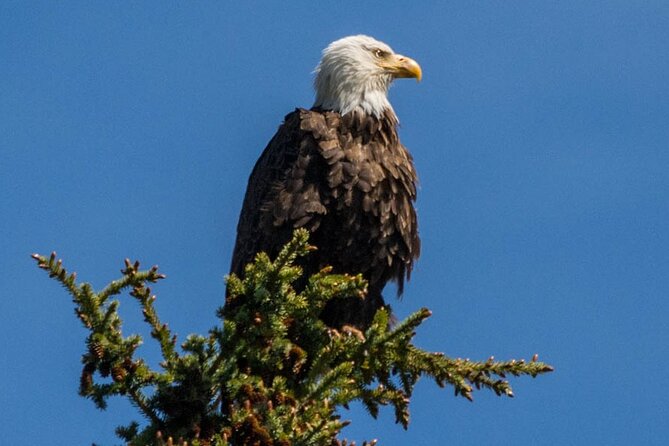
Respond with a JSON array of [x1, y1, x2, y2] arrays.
[[129, 280, 179, 366], [32, 252, 79, 297], [32, 252, 166, 427], [98, 259, 165, 304], [33, 230, 553, 445], [305, 361, 355, 402]]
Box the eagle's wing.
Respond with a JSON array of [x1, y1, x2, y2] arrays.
[[230, 109, 329, 277]]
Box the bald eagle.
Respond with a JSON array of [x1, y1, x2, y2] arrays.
[[229, 35, 422, 329]]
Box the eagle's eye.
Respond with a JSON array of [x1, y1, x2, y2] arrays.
[[373, 48, 388, 59]]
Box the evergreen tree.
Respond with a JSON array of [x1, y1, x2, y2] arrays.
[[33, 229, 553, 445]]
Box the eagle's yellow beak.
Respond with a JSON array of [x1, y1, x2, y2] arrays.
[[383, 54, 422, 82]]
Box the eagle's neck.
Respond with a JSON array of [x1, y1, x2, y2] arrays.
[[313, 71, 396, 120]]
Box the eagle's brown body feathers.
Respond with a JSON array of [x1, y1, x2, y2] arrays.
[[230, 107, 420, 329]]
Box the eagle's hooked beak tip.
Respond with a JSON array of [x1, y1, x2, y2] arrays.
[[388, 55, 422, 82]]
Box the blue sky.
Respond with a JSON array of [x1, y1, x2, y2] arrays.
[[2, 1, 668, 444]]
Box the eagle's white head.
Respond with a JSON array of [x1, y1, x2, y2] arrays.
[[313, 35, 422, 118]]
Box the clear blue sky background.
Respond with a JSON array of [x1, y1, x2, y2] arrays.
[[2, 1, 668, 444]]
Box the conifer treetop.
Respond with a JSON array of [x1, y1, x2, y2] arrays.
[[33, 229, 553, 445]]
